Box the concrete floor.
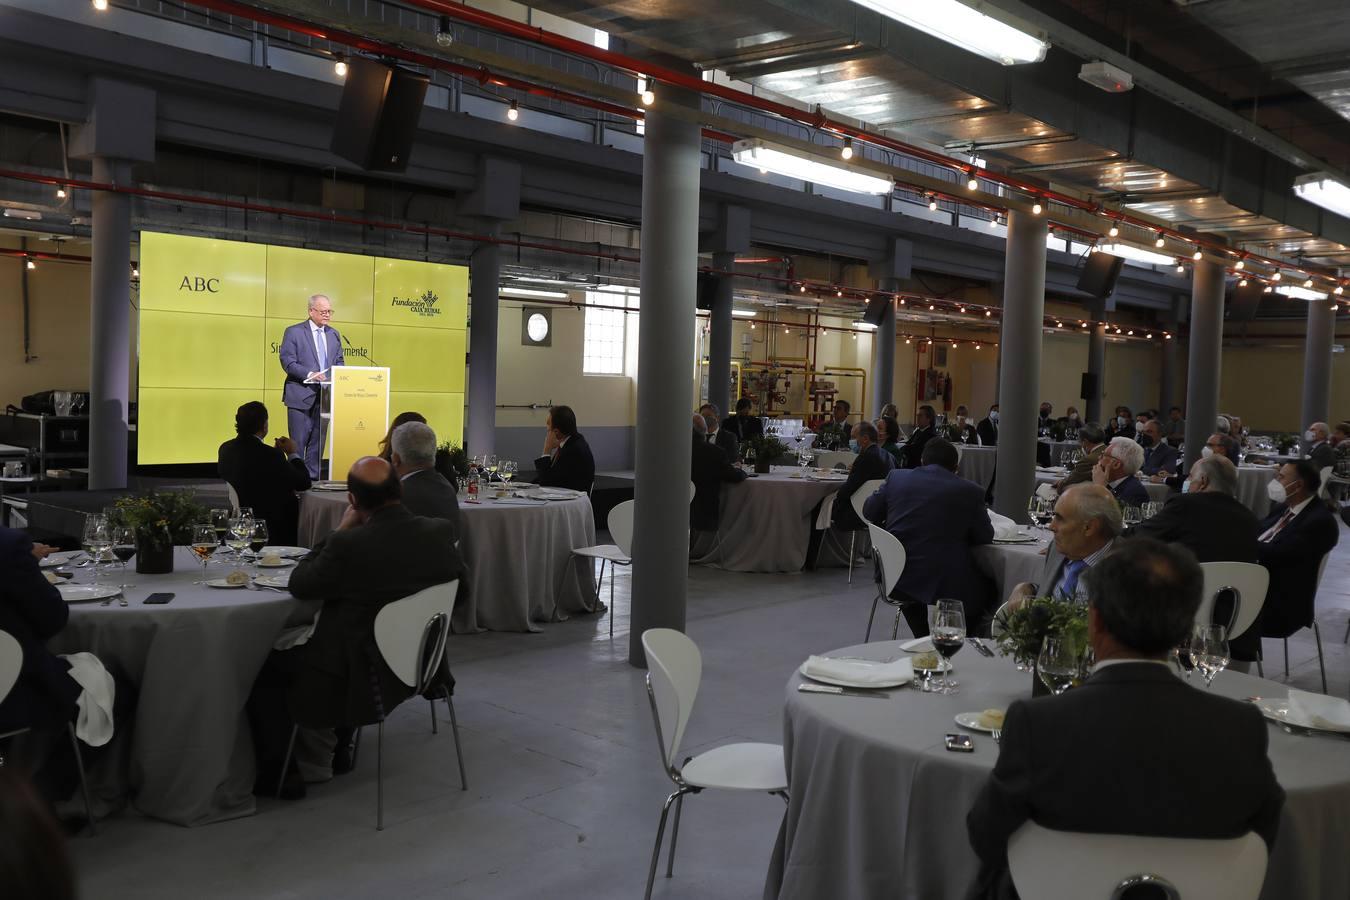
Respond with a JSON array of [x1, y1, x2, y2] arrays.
[[73, 520, 1350, 900]]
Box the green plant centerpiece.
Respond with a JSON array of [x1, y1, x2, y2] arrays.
[[1274, 433, 1300, 455], [107, 489, 208, 574], [436, 440, 470, 482], [743, 434, 789, 473], [993, 596, 1090, 696]]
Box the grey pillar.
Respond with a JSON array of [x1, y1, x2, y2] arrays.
[[871, 283, 897, 418], [1300, 297, 1335, 436], [629, 85, 701, 668], [707, 251, 735, 416], [1086, 322, 1106, 424], [992, 211, 1048, 522], [87, 157, 133, 490], [1182, 261, 1225, 472], [467, 238, 501, 455]]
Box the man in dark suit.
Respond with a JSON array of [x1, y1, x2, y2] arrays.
[[699, 404, 738, 463], [390, 420, 462, 544], [1138, 419, 1179, 477], [1054, 422, 1106, 490], [218, 401, 312, 547], [247, 457, 464, 798], [1092, 436, 1150, 507], [899, 404, 937, 469], [722, 397, 763, 444], [278, 294, 344, 478], [967, 539, 1284, 900], [1257, 460, 1340, 643], [1000, 484, 1120, 616], [1305, 422, 1335, 472], [864, 438, 993, 634], [831, 421, 893, 531], [690, 415, 746, 532], [1036, 402, 1053, 434], [976, 404, 999, 447], [534, 405, 596, 493], [0, 527, 80, 735]]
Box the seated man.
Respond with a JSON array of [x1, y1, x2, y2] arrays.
[[899, 404, 937, 469], [966, 539, 1284, 900], [1138, 418, 1179, 478], [534, 404, 595, 493], [1091, 436, 1150, 507], [977, 404, 999, 447], [722, 397, 763, 443], [698, 403, 738, 462], [1304, 422, 1335, 472], [814, 399, 852, 451], [1036, 402, 1054, 433], [1163, 405, 1186, 440], [690, 415, 746, 532], [1055, 423, 1106, 490], [831, 422, 894, 532], [1257, 460, 1340, 645], [1206, 432, 1241, 465], [218, 400, 312, 546], [1332, 422, 1350, 449], [248, 457, 465, 797], [876, 415, 905, 468], [863, 439, 993, 635], [952, 406, 978, 444], [1003, 484, 1119, 611], [390, 421, 462, 543]]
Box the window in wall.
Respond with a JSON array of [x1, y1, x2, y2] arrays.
[[583, 289, 635, 375]]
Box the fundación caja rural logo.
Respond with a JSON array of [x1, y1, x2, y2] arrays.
[[391, 289, 441, 318]]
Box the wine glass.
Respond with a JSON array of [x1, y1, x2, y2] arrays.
[[210, 508, 231, 550], [485, 454, 499, 482], [797, 446, 815, 475], [930, 601, 966, 695], [227, 514, 253, 562], [1122, 505, 1143, 527], [191, 524, 218, 583], [1189, 624, 1230, 689], [81, 515, 111, 586], [500, 459, 517, 484], [248, 521, 270, 575], [110, 524, 136, 587], [1037, 637, 1079, 695]]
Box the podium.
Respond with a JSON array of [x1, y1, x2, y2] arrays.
[[327, 365, 391, 480]]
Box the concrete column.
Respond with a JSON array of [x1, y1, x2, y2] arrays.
[[992, 211, 1048, 522], [1182, 260, 1225, 472], [629, 84, 701, 668], [706, 251, 735, 416], [871, 283, 897, 418], [88, 157, 132, 490], [1300, 297, 1335, 437], [1086, 322, 1106, 424], [466, 238, 501, 456]]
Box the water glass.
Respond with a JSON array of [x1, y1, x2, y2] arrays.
[[798, 447, 815, 473], [500, 459, 517, 484], [1189, 624, 1230, 688], [1037, 637, 1079, 695], [82, 515, 111, 585], [1122, 505, 1143, 527]]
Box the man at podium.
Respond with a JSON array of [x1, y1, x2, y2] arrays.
[[280, 294, 344, 478]]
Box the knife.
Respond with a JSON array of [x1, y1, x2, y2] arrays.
[[967, 638, 995, 657], [797, 683, 888, 699]]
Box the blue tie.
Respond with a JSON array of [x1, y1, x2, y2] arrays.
[[313, 326, 326, 369], [1058, 559, 1088, 601]]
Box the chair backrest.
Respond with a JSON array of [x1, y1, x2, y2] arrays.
[[642, 628, 702, 773], [865, 523, 906, 595], [372, 580, 460, 689], [1196, 562, 1269, 642], [689, 480, 696, 503], [1008, 821, 1267, 900], [815, 450, 857, 470], [1317, 465, 1332, 498], [849, 478, 886, 521], [608, 499, 636, 557], [0, 630, 22, 706], [226, 482, 241, 515], [1315, 550, 1330, 590]]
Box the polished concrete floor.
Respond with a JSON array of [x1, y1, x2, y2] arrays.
[[73, 520, 1350, 900]]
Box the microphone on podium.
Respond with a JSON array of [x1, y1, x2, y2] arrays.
[[342, 333, 380, 367]]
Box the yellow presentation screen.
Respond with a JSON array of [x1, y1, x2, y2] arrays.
[[138, 232, 467, 465]]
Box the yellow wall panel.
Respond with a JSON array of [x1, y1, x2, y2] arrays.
[[139, 232, 267, 316], [138, 310, 264, 390], [265, 245, 374, 325], [388, 392, 464, 452], [138, 388, 263, 466], [373, 257, 468, 329], [372, 325, 466, 393]]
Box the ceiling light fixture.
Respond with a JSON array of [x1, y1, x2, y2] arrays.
[[1032, 201, 1043, 215], [929, 303, 935, 310], [929, 197, 938, 211], [1277, 285, 1329, 301], [1146, 333, 1152, 339], [507, 100, 519, 121], [1238, 278, 1248, 287], [989, 216, 999, 228], [850, 0, 1049, 65], [836, 288, 843, 297], [799, 283, 807, 293], [985, 310, 991, 317], [1154, 233, 1165, 248], [334, 56, 348, 78], [56, 186, 66, 199], [1097, 243, 1175, 267], [131, 264, 139, 278], [499, 287, 567, 299], [852, 320, 878, 331], [1271, 271, 1282, 282], [967, 175, 979, 191], [92, 0, 108, 9], [26, 257, 36, 270], [1234, 259, 1244, 270], [1293, 171, 1350, 217], [639, 78, 655, 106], [436, 15, 454, 46], [732, 138, 894, 195], [841, 138, 854, 161], [1336, 285, 1345, 296], [1108, 224, 1119, 238], [1192, 249, 1203, 261], [731, 309, 757, 318], [1304, 278, 1314, 288], [1176, 263, 1185, 273]]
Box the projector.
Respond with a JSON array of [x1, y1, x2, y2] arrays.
[[1078, 61, 1133, 93]]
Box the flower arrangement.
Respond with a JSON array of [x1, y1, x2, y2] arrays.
[[1274, 433, 1300, 455], [106, 490, 208, 549], [993, 596, 1090, 669], [743, 434, 789, 468], [436, 440, 470, 480]]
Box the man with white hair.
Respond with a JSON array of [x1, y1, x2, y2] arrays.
[[391, 420, 462, 543], [1304, 421, 1335, 471], [279, 294, 345, 477], [1092, 435, 1150, 507], [1003, 484, 1121, 610]]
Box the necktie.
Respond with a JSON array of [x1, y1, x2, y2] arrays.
[[1058, 559, 1088, 601], [313, 326, 326, 369], [1260, 510, 1294, 543]]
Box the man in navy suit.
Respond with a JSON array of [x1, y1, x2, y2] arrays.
[[1138, 419, 1179, 478], [279, 294, 344, 478], [1092, 436, 1150, 507], [1256, 460, 1340, 642], [863, 438, 994, 635]]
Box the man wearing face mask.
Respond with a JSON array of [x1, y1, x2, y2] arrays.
[[1139, 419, 1179, 478], [1037, 403, 1054, 433], [1091, 437, 1151, 507], [1303, 422, 1335, 472], [977, 404, 999, 447], [1107, 406, 1134, 440], [1256, 461, 1340, 648]]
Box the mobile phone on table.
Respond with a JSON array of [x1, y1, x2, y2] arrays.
[[143, 592, 175, 605], [944, 733, 974, 753]]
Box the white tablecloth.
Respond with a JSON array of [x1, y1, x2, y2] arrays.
[[1238, 464, 1280, 519], [765, 641, 1350, 900], [974, 538, 1052, 604], [1033, 470, 1172, 503], [958, 445, 996, 491]]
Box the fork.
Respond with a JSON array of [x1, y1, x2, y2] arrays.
[[991, 729, 1002, 746]]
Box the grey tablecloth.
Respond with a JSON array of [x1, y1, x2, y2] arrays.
[[958, 446, 996, 491], [765, 641, 1350, 900], [1033, 471, 1171, 503], [49, 548, 303, 826], [974, 538, 1051, 603], [299, 490, 598, 633], [689, 470, 851, 573], [1239, 465, 1279, 519]]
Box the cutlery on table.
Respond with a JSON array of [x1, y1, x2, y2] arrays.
[[991, 729, 1002, 745], [797, 683, 888, 699], [967, 638, 995, 657], [828, 654, 902, 665]]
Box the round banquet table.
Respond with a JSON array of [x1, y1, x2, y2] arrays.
[[689, 468, 852, 573], [973, 535, 1051, 603], [298, 489, 598, 633], [48, 547, 305, 826], [1033, 470, 1172, 503], [957, 445, 996, 491], [763, 641, 1350, 900]]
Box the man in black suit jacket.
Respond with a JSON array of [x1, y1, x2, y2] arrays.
[[390, 419, 462, 544], [699, 404, 738, 463], [967, 539, 1284, 900], [534, 405, 596, 493], [1257, 460, 1340, 640], [217, 401, 313, 546], [690, 416, 746, 532], [831, 422, 894, 531], [976, 404, 999, 447], [722, 397, 763, 444], [248, 457, 464, 797], [1138, 419, 1179, 477], [899, 404, 937, 469], [1305, 422, 1335, 472], [0, 527, 80, 734]]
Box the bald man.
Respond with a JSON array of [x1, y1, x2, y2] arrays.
[[248, 456, 464, 798]]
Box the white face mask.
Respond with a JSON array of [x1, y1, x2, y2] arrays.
[[1134, 420, 1145, 433], [1305, 430, 1318, 443], [1181, 479, 1191, 493], [1266, 479, 1288, 504], [1201, 446, 1214, 458], [1117, 416, 1127, 427], [989, 411, 999, 424]]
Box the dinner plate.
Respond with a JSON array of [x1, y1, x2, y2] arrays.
[[1252, 697, 1350, 734], [955, 712, 1001, 734], [797, 662, 912, 690], [312, 481, 347, 492], [900, 637, 933, 652], [255, 574, 291, 589], [56, 583, 121, 603], [205, 578, 248, 589], [260, 546, 308, 559], [255, 558, 295, 568], [40, 551, 82, 568]]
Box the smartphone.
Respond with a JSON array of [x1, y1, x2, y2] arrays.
[[143, 592, 175, 605], [944, 733, 974, 753]]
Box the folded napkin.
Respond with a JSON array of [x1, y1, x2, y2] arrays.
[[987, 509, 1024, 541], [60, 652, 116, 747], [1287, 689, 1350, 731], [802, 655, 914, 687]]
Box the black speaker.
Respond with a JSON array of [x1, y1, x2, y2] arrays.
[[1077, 252, 1125, 299], [1080, 372, 1098, 401], [862, 295, 891, 326], [331, 57, 429, 172], [1228, 280, 1265, 323], [696, 272, 718, 311]]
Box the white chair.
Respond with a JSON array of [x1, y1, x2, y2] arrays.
[[1279, 552, 1330, 693], [0, 630, 98, 835], [1196, 562, 1269, 677], [226, 482, 241, 515], [1317, 465, 1333, 499], [278, 580, 465, 830], [863, 523, 918, 641], [844, 478, 886, 584], [815, 450, 857, 470], [640, 629, 787, 900], [1007, 821, 1267, 900]]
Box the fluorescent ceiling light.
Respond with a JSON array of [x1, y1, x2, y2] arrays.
[[500, 287, 568, 298], [1276, 286, 1328, 301], [851, 321, 878, 330], [1293, 171, 1350, 217], [850, 0, 1049, 66], [732, 309, 757, 318], [1098, 243, 1175, 267], [732, 139, 895, 195], [512, 276, 590, 286]]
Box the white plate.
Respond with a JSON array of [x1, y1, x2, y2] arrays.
[[56, 583, 122, 603], [1252, 698, 1350, 735], [255, 574, 291, 589], [255, 558, 295, 568], [205, 578, 248, 589], [312, 481, 347, 492], [955, 712, 1002, 734], [900, 637, 933, 652], [260, 546, 308, 559], [797, 661, 912, 690], [40, 551, 82, 568], [993, 535, 1041, 544]]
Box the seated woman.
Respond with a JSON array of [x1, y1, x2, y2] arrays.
[[377, 411, 427, 461], [876, 416, 905, 467]]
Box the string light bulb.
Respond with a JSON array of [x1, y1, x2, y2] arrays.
[[1032, 201, 1043, 215], [928, 197, 938, 211], [1304, 278, 1314, 288], [1108, 224, 1119, 238], [799, 283, 806, 293], [1239, 278, 1248, 287], [1146, 333, 1153, 339], [989, 217, 999, 228], [975, 344, 981, 350], [1263, 286, 1273, 293], [1272, 271, 1282, 282], [334, 56, 348, 78], [899, 297, 906, 306], [1127, 330, 1134, 336], [1154, 233, 1165, 248], [1235, 259, 1244, 270], [1165, 333, 1172, 340], [840, 138, 854, 161], [1192, 249, 1203, 261], [56, 186, 66, 199], [904, 338, 911, 344], [835, 288, 843, 297], [1176, 263, 1184, 273], [967, 176, 979, 191], [959, 306, 966, 314], [639, 78, 655, 105], [131, 264, 139, 278], [1336, 285, 1345, 296], [26, 257, 36, 270], [985, 310, 991, 317], [507, 100, 519, 121], [928, 303, 935, 310]]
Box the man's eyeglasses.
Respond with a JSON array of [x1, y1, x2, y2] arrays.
[[312, 309, 333, 316]]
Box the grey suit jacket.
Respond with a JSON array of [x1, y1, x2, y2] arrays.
[[280, 320, 344, 410], [400, 468, 463, 543]]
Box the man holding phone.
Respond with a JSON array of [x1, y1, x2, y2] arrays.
[[278, 294, 344, 479]]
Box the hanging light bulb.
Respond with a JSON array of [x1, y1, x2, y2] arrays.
[[928, 303, 935, 310], [989, 216, 999, 228], [852, 332, 857, 340], [749, 321, 755, 330], [1239, 278, 1248, 287], [840, 138, 854, 161], [1336, 285, 1345, 296], [1235, 259, 1244, 270], [1146, 333, 1153, 339], [131, 264, 139, 278], [928, 197, 938, 211], [56, 186, 67, 199], [92, 0, 108, 9], [26, 257, 37, 270], [985, 310, 991, 317], [1115, 327, 1122, 334], [799, 283, 807, 293], [927, 339, 933, 346], [1081, 322, 1088, 329], [1192, 249, 1203, 261], [1055, 321, 1063, 327], [1127, 330, 1134, 336], [640, 78, 655, 106], [899, 297, 906, 306], [507, 100, 519, 122], [784, 326, 790, 334], [1032, 201, 1043, 215], [1089, 244, 1099, 254], [1154, 233, 1165, 248], [975, 344, 981, 350], [1165, 333, 1172, 340], [951, 341, 957, 348], [334, 56, 348, 78], [835, 288, 843, 297], [1271, 271, 1282, 282], [1176, 263, 1185, 273], [1303, 278, 1314, 288], [1108, 224, 1119, 238], [967, 175, 979, 191], [959, 306, 966, 314], [1263, 286, 1273, 293], [904, 337, 911, 344]]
